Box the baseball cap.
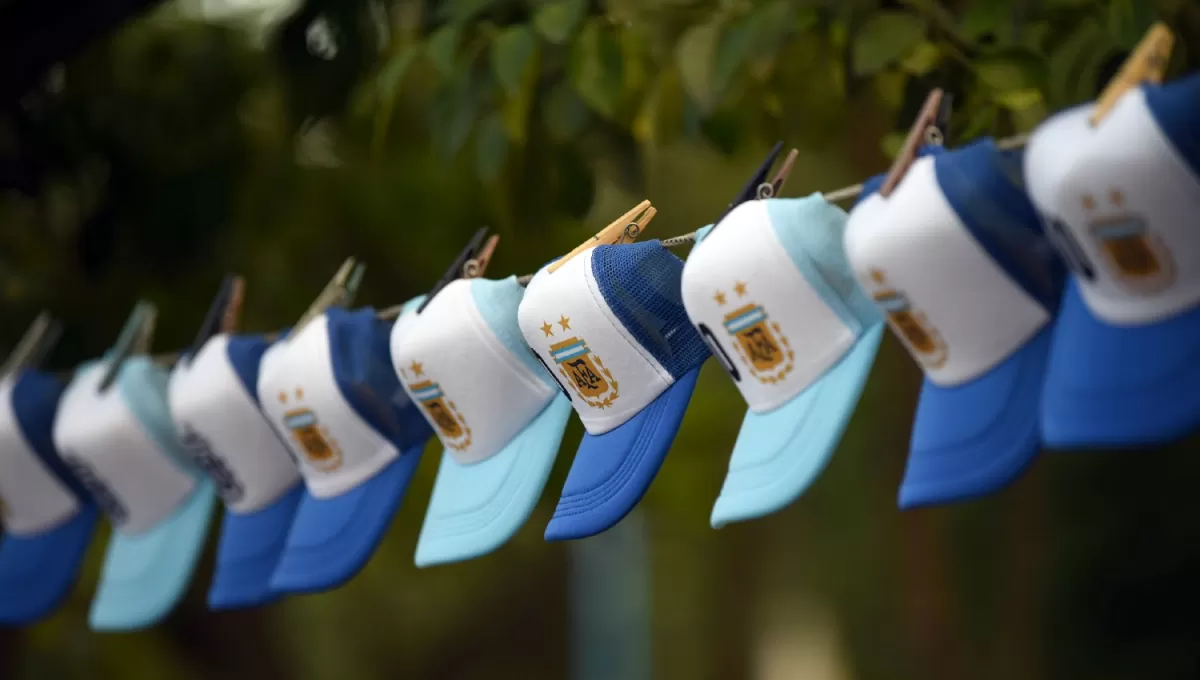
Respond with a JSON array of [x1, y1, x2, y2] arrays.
[[518, 241, 710, 541], [53, 357, 217, 631], [168, 334, 304, 609], [258, 301, 433, 594], [392, 276, 572, 566], [681, 194, 886, 526], [1026, 75, 1200, 446], [0, 370, 98, 624], [845, 138, 1064, 507]]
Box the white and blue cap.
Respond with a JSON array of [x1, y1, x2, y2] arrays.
[[0, 370, 98, 624], [680, 195, 885, 527], [845, 139, 1064, 508], [518, 242, 710, 541], [168, 334, 304, 609], [1026, 74, 1200, 446], [258, 303, 433, 593], [52, 357, 217, 631], [391, 277, 572, 566]]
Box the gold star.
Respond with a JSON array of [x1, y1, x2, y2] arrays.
[[295, 387, 304, 400], [714, 290, 727, 306], [869, 269, 886, 284], [733, 281, 747, 297], [558, 315, 571, 331], [541, 321, 554, 337], [1082, 194, 1096, 211], [410, 360, 424, 377], [1110, 188, 1124, 207], [278, 391, 287, 404]]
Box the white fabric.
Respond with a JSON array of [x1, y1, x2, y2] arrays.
[[681, 200, 856, 412], [1032, 89, 1200, 325], [391, 279, 554, 465], [256, 315, 398, 499], [52, 366, 197, 535], [519, 248, 673, 435], [843, 157, 1050, 386], [0, 376, 80, 535], [169, 335, 301, 513]]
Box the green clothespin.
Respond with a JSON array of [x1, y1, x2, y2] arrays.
[[1, 312, 63, 379], [292, 257, 359, 338]]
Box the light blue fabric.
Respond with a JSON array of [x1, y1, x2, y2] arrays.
[[90, 357, 216, 631], [472, 276, 553, 390], [704, 196, 885, 527]]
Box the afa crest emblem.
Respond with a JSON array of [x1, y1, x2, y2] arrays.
[[1083, 189, 1175, 295], [865, 269, 948, 369], [549, 336, 619, 409], [408, 379, 472, 451], [278, 387, 343, 473], [713, 281, 794, 385]]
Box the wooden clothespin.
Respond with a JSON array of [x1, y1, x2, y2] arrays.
[[1090, 22, 1174, 126], [462, 234, 500, 279], [546, 200, 657, 275], [98, 300, 157, 392], [339, 262, 368, 309], [292, 257, 358, 337], [709, 141, 800, 236], [417, 227, 491, 313], [0, 312, 63, 379], [880, 88, 947, 197], [183, 274, 244, 365], [221, 277, 246, 334], [767, 148, 800, 198]]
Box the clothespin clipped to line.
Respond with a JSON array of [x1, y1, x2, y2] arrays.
[[290, 257, 366, 338], [702, 140, 801, 240], [97, 300, 158, 392], [880, 88, 951, 198], [416, 226, 492, 313], [543, 199, 658, 277], [182, 274, 246, 366], [1090, 22, 1174, 126], [0, 312, 63, 379]]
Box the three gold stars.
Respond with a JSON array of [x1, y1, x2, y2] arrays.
[[541, 321, 554, 337], [558, 315, 571, 331], [409, 360, 424, 377]]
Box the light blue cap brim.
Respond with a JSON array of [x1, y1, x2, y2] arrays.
[[899, 325, 1052, 508], [1041, 280, 1200, 448], [415, 395, 571, 567], [0, 504, 99, 625], [269, 443, 425, 595], [545, 367, 700, 542], [207, 482, 304, 610], [89, 478, 217, 631], [711, 323, 884, 527]]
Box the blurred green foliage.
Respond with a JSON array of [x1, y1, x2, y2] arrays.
[[2, 0, 1200, 679]]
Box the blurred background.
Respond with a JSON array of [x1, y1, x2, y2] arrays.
[[2, 0, 1200, 678]]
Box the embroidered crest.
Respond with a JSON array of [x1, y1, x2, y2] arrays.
[[407, 379, 472, 451], [278, 387, 343, 473], [865, 268, 948, 369], [714, 281, 794, 385], [1083, 189, 1175, 295]]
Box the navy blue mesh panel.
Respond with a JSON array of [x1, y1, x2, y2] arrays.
[[591, 241, 710, 380]]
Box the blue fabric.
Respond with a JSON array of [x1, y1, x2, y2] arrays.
[[0, 504, 98, 625], [416, 395, 572, 566], [1144, 72, 1200, 176], [471, 276, 552, 389], [900, 327, 1052, 508], [270, 445, 424, 593], [546, 367, 701, 541], [935, 139, 1065, 311], [1041, 280, 1200, 447], [0, 370, 98, 624], [225, 335, 271, 406], [712, 324, 884, 526], [208, 483, 304, 609], [591, 242, 710, 380]]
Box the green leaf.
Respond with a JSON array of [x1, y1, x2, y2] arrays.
[[377, 44, 418, 100], [676, 18, 724, 114], [544, 81, 590, 142], [873, 69, 908, 112], [633, 65, 685, 146], [475, 112, 508, 182], [491, 26, 536, 97], [534, 0, 587, 45], [1107, 0, 1157, 50], [1046, 18, 1115, 108], [430, 69, 479, 158], [973, 49, 1045, 93], [568, 20, 624, 120], [993, 88, 1043, 111], [427, 24, 462, 78], [852, 10, 927, 75], [901, 41, 943, 75], [880, 131, 906, 159], [438, 0, 495, 23], [959, 0, 1013, 44]]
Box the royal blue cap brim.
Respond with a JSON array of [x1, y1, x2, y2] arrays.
[[898, 325, 1053, 509], [269, 444, 425, 595], [90, 480, 217, 631], [415, 395, 571, 567], [545, 367, 700, 542], [711, 323, 884, 527], [1041, 280, 1200, 448], [0, 504, 98, 625], [207, 483, 305, 610]]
